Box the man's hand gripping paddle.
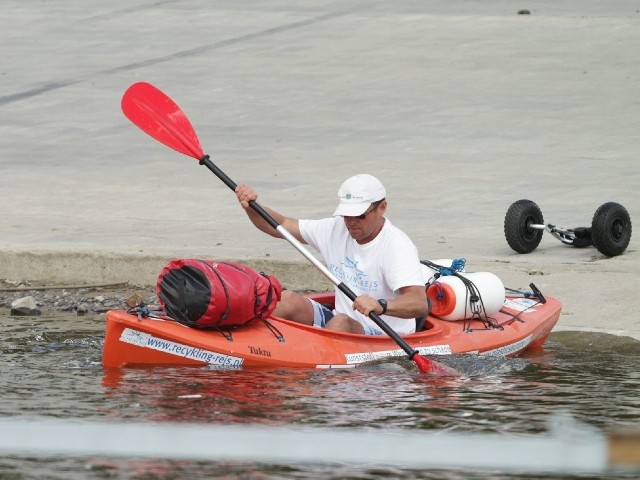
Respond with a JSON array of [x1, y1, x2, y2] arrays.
[[121, 82, 458, 376]]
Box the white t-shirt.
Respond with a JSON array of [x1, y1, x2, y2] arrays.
[[299, 216, 424, 335]]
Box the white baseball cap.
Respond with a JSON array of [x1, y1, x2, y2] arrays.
[[332, 174, 387, 217]]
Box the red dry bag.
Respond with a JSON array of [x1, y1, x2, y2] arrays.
[[156, 259, 282, 329]]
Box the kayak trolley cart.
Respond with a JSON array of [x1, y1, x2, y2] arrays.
[[504, 200, 632, 257]]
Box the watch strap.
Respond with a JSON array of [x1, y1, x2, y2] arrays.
[[377, 299, 387, 315]]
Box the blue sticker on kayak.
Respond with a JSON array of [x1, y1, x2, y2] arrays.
[[119, 328, 244, 367]]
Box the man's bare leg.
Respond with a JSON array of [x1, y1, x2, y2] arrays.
[[273, 293, 364, 333], [325, 314, 365, 334], [271, 290, 315, 325]]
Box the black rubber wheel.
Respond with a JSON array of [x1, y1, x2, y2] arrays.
[[504, 200, 544, 253], [591, 202, 632, 257]]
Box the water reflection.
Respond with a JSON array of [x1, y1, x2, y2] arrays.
[[103, 367, 319, 424]]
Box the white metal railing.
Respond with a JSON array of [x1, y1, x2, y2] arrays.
[[0, 414, 637, 474]]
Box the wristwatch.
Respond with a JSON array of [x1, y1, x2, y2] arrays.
[[377, 299, 388, 315]]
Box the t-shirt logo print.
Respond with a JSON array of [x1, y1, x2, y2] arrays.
[[338, 257, 378, 294], [342, 257, 365, 279]]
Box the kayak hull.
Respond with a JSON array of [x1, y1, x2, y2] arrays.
[[102, 293, 561, 369]]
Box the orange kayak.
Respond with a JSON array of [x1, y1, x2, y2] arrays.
[[102, 292, 561, 369]]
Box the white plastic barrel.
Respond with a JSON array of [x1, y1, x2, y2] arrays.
[[426, 272, 505, 321]]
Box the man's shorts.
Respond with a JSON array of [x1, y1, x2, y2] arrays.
[[309, 299, 384, 335]]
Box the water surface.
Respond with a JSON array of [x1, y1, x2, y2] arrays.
[[0, 312, 638, 479]]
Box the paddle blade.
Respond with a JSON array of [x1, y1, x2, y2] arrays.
[[413, 354, 458, 376], [121, 82, 204, 159]]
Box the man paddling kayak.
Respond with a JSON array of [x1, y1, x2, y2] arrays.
[[235, 174, 428, 335]]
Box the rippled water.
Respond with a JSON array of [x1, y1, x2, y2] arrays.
[[0, 311, 638, 479]]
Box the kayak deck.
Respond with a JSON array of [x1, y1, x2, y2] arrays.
[[102, 292, 561, 369]]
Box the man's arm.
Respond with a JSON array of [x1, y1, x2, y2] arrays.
[[235, 184, 306, 243], [352, 285, 428, 319]]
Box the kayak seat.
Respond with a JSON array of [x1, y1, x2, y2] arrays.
[[415, 298, 432, 332]]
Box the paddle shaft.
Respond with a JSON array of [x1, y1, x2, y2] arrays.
[[200, 155, 420, 360]]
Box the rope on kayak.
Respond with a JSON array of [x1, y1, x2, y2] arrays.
[[260, 318, 285, 343], [420, 258, 466, 280], [505, 283, 547, 304], [499, 283, 547, 324], [127, 304, 168, 321], [456, 273, 499, 332]]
